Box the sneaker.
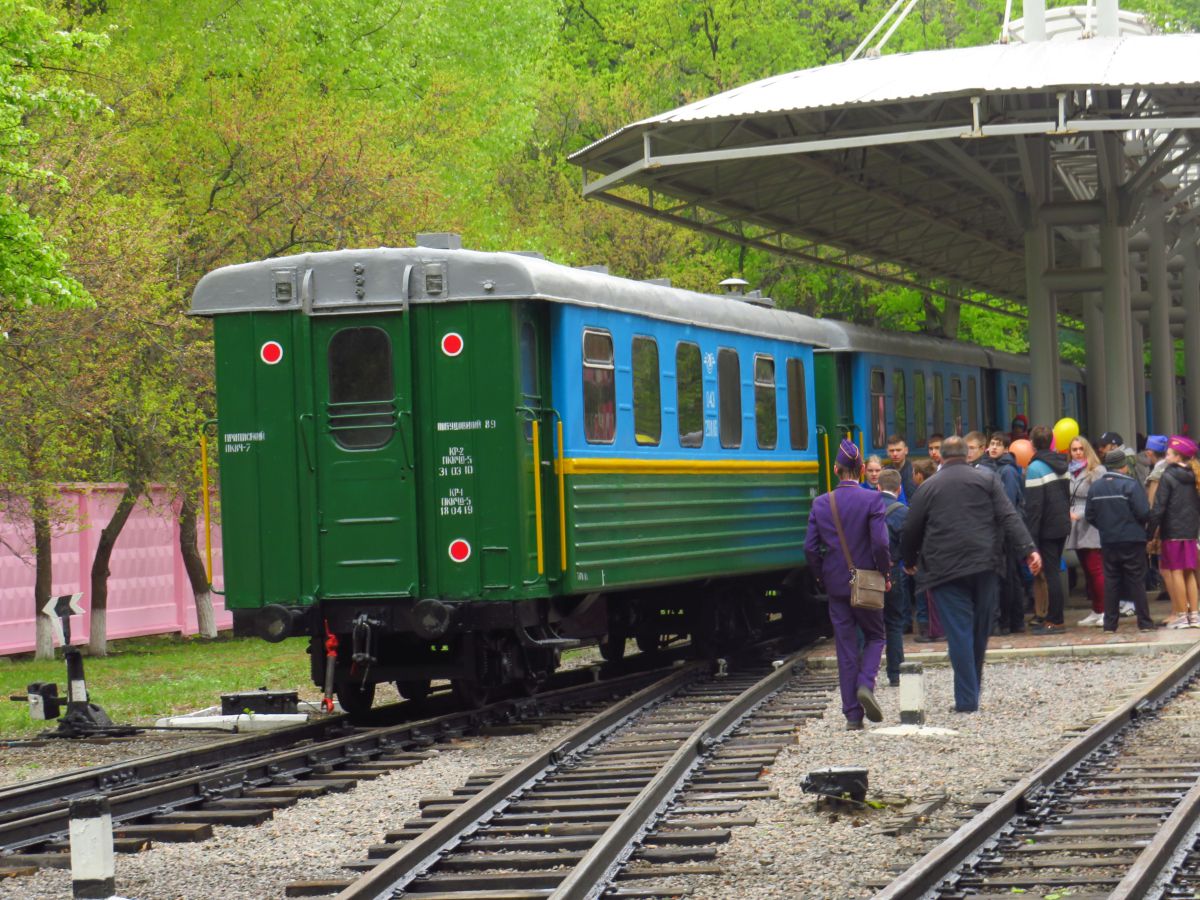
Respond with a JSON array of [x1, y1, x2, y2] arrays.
[[1189, 612, 1200, 628], [1077, 612, 1102, 627], [1120, 601, 1136, 618], [1168, 613, 1191, 630], [845, 719, 864, 731], [856, 686, 883, 723], [1030, 622, 1066, 636], [1028, 615, 1046, 626]]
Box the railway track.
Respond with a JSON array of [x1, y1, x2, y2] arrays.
[[876, 640, 1200, 900], [288, 646, 835, 900], [0, 658, 680, 875]]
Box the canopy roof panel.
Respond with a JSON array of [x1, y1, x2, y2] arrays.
[[570, 32, 1200, 319]]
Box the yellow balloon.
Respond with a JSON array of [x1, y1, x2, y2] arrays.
[[1053, 417, 1079, 450]]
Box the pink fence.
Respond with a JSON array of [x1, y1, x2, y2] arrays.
[[0, 485, 227, 656]]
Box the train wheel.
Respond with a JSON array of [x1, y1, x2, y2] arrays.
[[635, 628, 659, 654], [452, 678, 494, 708], [598, 631, 627, 661], [335, 680, 376, 717], [396, 679, 431, 702]]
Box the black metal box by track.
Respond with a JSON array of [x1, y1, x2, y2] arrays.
[[801, 766, 869, 802], [220, 690, 300, 716]]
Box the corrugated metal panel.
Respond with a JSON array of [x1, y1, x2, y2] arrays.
[[574, 34, 1200, 156]]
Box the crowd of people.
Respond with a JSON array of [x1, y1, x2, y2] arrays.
[[806, 418, 1200, 729]]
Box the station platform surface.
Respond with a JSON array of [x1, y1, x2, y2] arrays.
[[805, 588, 1200, 666]]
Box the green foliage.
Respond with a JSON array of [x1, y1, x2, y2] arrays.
[[0, 1, 106, 312]]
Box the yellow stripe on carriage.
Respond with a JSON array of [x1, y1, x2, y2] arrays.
[[556, 457, 820, 476], [532, 420, 545, 575]]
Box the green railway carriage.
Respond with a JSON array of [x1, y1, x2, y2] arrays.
[[191, 235, 829, 710]]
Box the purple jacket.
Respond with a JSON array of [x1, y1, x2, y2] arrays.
[[804, 480, 891, 598]]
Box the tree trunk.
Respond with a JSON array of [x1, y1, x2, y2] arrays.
[[179, 497, 217, 638], [32, 494, 55, 661], [88, 482, 142, 657]]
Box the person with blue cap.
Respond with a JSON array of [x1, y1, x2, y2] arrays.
[[805, 439, 891, 730]]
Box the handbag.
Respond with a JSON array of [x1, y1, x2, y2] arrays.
[[829, 490, 886, 610]]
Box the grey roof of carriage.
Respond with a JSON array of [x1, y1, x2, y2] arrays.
[[190, 246, 833, 344]]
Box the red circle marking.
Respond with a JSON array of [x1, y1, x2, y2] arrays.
[[448, 539, 472, 563], [441, 333, 464, 357], [260, 341, 284, 365]]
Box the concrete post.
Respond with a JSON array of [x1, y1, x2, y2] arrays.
[[1026, 222, 1061, 427], [1147, 196, 1176, 434], [1183, 232, 1200, 434], [1132, 317, 1148, 438], [69, 796, 115, 899], [898, 661, 925, 726], [1081, 241, 1107, 435], [1100, 222, 1135, 442]]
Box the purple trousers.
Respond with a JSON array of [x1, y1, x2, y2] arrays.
[[828, 594, 885, 721]]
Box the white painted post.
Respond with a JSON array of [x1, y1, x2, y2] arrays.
[[69, 796, 115, 899], [898, 662, 925, 726]]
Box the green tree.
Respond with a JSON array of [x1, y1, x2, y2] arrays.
[[0, 1, 105, 314]]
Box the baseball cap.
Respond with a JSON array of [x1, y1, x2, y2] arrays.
[[1147, 434, 1168, 453], [1098, 431, 1123, 447]]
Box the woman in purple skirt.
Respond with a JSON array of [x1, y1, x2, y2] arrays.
[[1148, 435, 1200, 628]]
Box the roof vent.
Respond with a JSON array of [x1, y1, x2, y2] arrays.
[[743, 290, 776, 308], [643, 278, 672, 287], [416, 233, 462, 250], [719, 277, 749, 295]]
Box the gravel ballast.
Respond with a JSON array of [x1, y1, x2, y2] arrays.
[[0, 652, 1173, 899]]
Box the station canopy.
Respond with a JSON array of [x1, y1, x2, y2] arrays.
[[569, 28, 1200, 318]]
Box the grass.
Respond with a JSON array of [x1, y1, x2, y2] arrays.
[[0, 633, 314, 738]]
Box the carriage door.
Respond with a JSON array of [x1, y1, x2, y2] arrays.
[[518, 306, 557, 584], [311, 315, 419, 598]]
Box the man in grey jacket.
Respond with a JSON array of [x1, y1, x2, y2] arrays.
[[901, 437, 1041, 713]]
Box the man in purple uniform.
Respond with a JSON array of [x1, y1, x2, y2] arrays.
[[805, 439, 891, 729]]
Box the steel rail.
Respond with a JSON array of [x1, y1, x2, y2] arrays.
[[1109, 771, 1200, 898], [549, 650, 806, 900], [873, 639, 1200, 900], [332, 660, 709, 900], [0, 664, 674, 855]]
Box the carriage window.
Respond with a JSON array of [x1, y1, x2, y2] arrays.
[[870, 369, 886, 447], [913, 371, 926, 447], [632, 336, 661, 446], [893, 370, 907, 441], [754, 355, 777, 449], [968, 376, 978, 432], [718, 348, 741, 449], [933, 374, 944, 436], [327, 326, 396, 450], [950, 377, 963, 435], [520, 322, 537, 441], [582, 329, 615, 443], [676, 342, 703, 448], [786, 358, 808, 450], [1007, 384, 1018, 424]]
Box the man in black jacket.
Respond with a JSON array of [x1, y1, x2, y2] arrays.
[[901, 436, 1041, 713], [1024, 425, 1071, 634], [1085, 450, 1155, 633]]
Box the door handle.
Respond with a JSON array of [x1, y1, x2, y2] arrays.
[[298, 413, 315, 472], [398, 409, 415, 469]]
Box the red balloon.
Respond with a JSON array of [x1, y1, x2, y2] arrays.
[[1009, 439, 1034, 468]]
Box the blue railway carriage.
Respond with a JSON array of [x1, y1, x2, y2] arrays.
[[813, 321, 991, 462], [987, 349, 1088, 438]]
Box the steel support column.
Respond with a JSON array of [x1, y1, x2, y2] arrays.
[[1183, 230, 1200, 433], [1026, 222, 1060, 427], [1081, 240, 1107, 436], [1100, 222, 1134, 442], [1147, 196, 1177, 434]]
